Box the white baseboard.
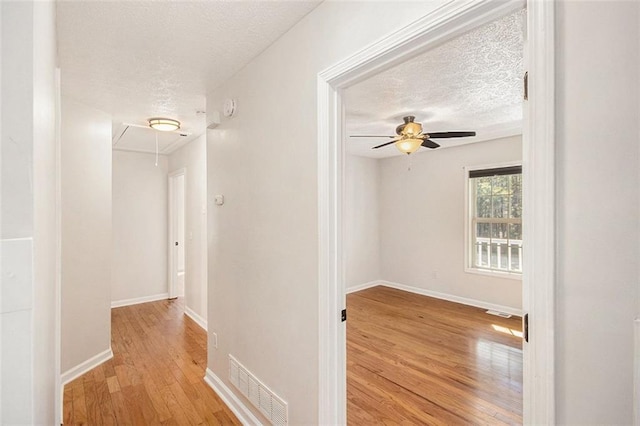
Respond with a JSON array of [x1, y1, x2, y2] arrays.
[[345, 280, 381, 294], [204, 368, 262, 425], [378, 280, 522, 317], [61, 347, 113, 386], [185, 306, 207, 331], [111, 293, 169, 308]]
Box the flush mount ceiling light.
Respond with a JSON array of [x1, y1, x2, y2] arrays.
[[148, 117, 180, 132]]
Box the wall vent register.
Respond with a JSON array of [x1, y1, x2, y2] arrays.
[[229, 355, 288, 425]]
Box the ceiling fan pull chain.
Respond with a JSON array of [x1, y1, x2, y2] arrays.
[[407, 154, 412, 172]]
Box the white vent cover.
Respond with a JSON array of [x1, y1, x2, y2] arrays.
[[229, 355, 288, 425], [486, 309, 512, 318]]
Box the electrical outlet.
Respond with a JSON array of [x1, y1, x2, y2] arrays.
[[212, 332, 218, 348]]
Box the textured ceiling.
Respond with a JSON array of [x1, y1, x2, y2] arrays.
[[344, 10, 525, 158], [57, 0, 322, 154]]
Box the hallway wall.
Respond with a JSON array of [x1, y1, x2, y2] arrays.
[[168, 134, 208, 326], [206, 1, 449, 423], [555, 1, 640, 423], [112, 150, 169, 304], [206, 1, 640, 424], [0, 1, 58, 423], [60, 97, 112, 376]]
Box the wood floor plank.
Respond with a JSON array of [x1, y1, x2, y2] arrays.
[[109, 391, 132, 426], [83, 372, 104, 425], [63, 383, 74, 425], [70, 377, 88, 425], [347, 286, 523, 425], [63, 298, 240, 425], [106, 375, 120, 394], [142, 377, 173, 422]]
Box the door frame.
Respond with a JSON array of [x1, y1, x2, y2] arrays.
[[168, 168, 186, 299], [317, 0, 555, 424]]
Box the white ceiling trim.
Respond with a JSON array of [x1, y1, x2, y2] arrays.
[[111, 146, 170, 156]]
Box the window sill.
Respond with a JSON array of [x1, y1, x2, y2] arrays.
[[464, 267, 523, 281]]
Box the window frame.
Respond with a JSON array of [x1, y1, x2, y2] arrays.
[[464, 161, 523, 281]]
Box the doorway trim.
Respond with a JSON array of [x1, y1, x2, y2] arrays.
[[168, 168, 186, 299], [317, 0, 555, 424]]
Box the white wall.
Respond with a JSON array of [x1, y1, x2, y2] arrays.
[[378, 136, 522, 310], [112, 150, 168, 303], [32, 2, 59, 422], [345, 155, 380, 288], [168, 134, 208, 323], [206, 2, 448, 424], [206, 1, 640, 424], [1, 1, 58, 423], [555, 1, 639, 423], [60, 97, 112, 374]]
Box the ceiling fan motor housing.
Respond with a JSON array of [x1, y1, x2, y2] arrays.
[[395, 115, 413, 135], [396, 115, 422, 137]]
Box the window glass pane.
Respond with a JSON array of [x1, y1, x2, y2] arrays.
[[510, 245, 522, 272], [492, 195, 509, 218], [476, 195, 492, 218], [476, 222, 491, 239], [469, 168, 522, 274], [476, 177, 492, 195], [492, 175, 509, 195], [510, 194, 522, 218], [509, 223, 522, 241], [510, 174, 522, 195], [491, 223, 508, 239], [477, 241, 489, 268], [490, 243, 498, 269], [498, 243, 509, 270]]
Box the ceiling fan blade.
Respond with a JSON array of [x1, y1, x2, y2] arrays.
[[428, 131, 476, 138], [372, 140, 397, 149], [350, 135, 395, 138], [421, 139, 440, 149]]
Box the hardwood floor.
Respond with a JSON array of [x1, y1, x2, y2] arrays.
[[347, 286, 523, 425], [63, 299, 240, 425]]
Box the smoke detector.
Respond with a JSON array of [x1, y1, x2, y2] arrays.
[[223, 99, 236, 117]]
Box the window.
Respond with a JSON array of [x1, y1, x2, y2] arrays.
[[467, 165, 522, 276]]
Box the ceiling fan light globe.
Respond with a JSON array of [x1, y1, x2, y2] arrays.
[[403, 121, 422, 137], [396, 138, 422, 155]]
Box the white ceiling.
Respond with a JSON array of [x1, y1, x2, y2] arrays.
[[57, 0, 322, 154], [344, 9, 525, 158]]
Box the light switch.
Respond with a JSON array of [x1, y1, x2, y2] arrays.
[[214, 195, 225, 206]]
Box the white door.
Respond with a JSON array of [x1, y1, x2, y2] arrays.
[[169, 170, 185, 298]]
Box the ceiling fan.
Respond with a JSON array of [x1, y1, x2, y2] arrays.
[[350, 116, 476, 155]]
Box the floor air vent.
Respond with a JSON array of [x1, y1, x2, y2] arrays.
[[229, 355, 288, 425], [486, 310, 512, 318]]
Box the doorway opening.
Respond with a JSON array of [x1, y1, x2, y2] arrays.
[[169, 168, 186, 299], [318, 1, 555, 424], [342, 9, 525, 420]]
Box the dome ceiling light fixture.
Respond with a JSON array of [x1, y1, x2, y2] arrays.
[[148, 117, 181, 132]]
